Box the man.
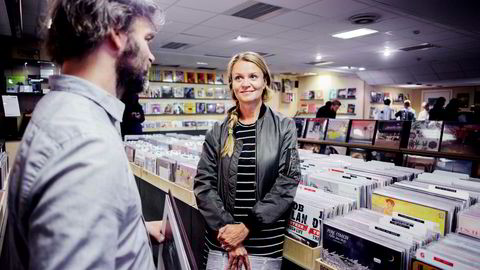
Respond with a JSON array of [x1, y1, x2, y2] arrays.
[[417, 102, 430, 120], [316, 99, 341, 118], [7, 1, 164, 269], [395, 100, 416, 121], [374, 98, 394, 120]]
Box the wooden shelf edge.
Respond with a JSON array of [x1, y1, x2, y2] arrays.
[[130, 163, 197, 209], [315, 259, 338, 270], [283, 236, 322, 270]]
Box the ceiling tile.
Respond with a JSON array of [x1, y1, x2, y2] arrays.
[[182, 25, 231, 38], [165, 6, 216, 24], [175, 0, 249, 13], [167, 33, 209, 45], [299, 0, 370, 18], [242, 22, 290, 35], [265, 11, 323, 28], [389, 24, 446, 40], [414, 74, 440, 82], [259, 0, 320, 10], [369, 17, 421, 32], [201, 15, 256, 30], [160, 20, 195, 33], [271, 29, 314, 41]]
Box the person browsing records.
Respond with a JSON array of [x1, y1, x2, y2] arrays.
[[194, 52, 301, 270], [316, 99, 341, 118], [6, 1, 165, 269], [395, 100, 416, 121], [374, 98, 394, 120]]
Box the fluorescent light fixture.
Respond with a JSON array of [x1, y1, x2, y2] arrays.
[[315, 54, 322, 60], [303, 72, 317, 76], [358, 67, 366, 71], [234, 35, 251, 42], [332, 28, 378, 39], [314, 61, 334, 66], [196, 62, 208, 65]]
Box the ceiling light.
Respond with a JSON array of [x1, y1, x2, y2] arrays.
[[234, 35, 251, 42], [196, 62, 208, 65], [315, 54, 322, 60], [47, 19, 52, 29], [314, 61, 334, 66], [358, 67, 366, 71], [332, 28, 378, 39], [303, 72, 317, 76], [383, 47, 392, 57]]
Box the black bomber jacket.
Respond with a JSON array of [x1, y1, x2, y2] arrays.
[[194, 104, 301, 232]]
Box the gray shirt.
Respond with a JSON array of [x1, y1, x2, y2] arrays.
[[7, 75, 155, 270]]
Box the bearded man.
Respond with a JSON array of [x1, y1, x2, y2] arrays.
[[6, 1, 165, 269]]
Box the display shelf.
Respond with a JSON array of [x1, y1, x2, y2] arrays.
[[300, 99, 324, 101], [130, 163, 197, 209], [149, 80, 227, 86], [142, 126, 209, 133], [283, 236, 322, 270], [139, 97, 230, 100], [335, 98, 356, 100], [314, 259, 338, 270], [298, 138, 480, 161]]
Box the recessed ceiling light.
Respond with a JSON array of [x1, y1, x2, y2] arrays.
[[315, 54, 322, 60], [332, 28, 378, 39], [47, 19, 52, 29], [383, 47, 392, 57], [196, 62, 208, 65], [358, 67, 366, 71]]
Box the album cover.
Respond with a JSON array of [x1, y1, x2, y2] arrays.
[[347, 88, 356, 99], [194, 87, 205, 99], [347, 104, 355, 114], [324, 146, 347, 155], [175, 71, 185, 83], [411, 258, 441, 270], [299, 103, 308, 113], [325, 119, 349, 142], [435, 158, 473, 175], [197, 73, 206, 84], [215, 73, 224, 84], [315, 90, 324, 100], [350, 148, 369, 160], [163, 70, 174, 82], [329, 89, 337, 99], [206, 103, 216, 114], [206, 73, 215, 84], [371, 193, 446, 235], [150, 103, 165, 114], [393, 93, 405, 103], [307, 103, 317, 114], [214, 87, 225, 99], [184, 87, 195, 99], [404, 155, 435, 172], [305, 118, 327, 140], [272, 81, 281, 91], [184, 102, 196, 114], [300, 143, 322, 154], [163, 103, 173, 114], [294, 118, 307, 138], [175, 163, 197, 190], [186, 72, 196, 83], [173, 87, 184, 98], [196, 103, 205, 114], [349, 120, 376, 144], [375, 121, 407, 149], [162, 86, 174, 98], [371, 92, 384, 103], [371, 151, 397, 163], [408, 121, 443, 152], [205, 87, 215, 99], [173, 103, 184, 114], [337, 88, 347, 99], [152, 88, 162, 98], [440, 122, 480, 156], [282, 78, 293, 92], [216, 103, 225, 114], [305, 91, 315, 100], [287, 200, 324, 247], [323, 223, 403, 270]]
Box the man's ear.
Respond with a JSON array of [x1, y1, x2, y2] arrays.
[[108, 28, 128, 54]]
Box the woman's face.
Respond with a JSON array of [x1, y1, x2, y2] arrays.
[[231, 60, 266, 105]]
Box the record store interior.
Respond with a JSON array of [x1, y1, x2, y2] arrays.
[[1, 0, 480, 269]]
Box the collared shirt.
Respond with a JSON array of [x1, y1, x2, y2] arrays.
[[7, 75, 155, 270], [374, 105, 394, 120]]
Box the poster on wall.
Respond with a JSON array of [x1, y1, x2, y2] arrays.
[[282, 79, 292, 92]]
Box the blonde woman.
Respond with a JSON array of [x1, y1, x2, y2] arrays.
[[194, 52, 301, 270]]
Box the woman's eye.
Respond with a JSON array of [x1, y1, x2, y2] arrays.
[[234, 76, 242, 81], [250, 75, 258, 79]]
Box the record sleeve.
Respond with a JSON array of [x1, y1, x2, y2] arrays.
[[347, 88, 356, 99], [326, 119, 349, 142], [307, 103, 317, 114], [404, 155, 435, 172], [216, 103, 225, 114], [163, 70, 174, 82], [196, 103, 205, 114], [206, 73, 215, 84], [294, 118, 307, 138], [175, 71, 185, 83], [194, 88, 205, 98], [315, 90, 324, 100], [337, 88, 347, 99], [197, 73, 206, 84], [184, 102, 196, 114], [435, 158, 472, 175], [164, 103, 174, 114], [215, 73, 224, 84], [347, 104, 355, 114], [214, 88, 225, 99], [186, 72, 196, 83], [206, 103, 216, 114], [150, 103, 165, 114], [305, 118, 327, 140], [184, 87, 195, 99], [349, 148, 370, 161], [329, 89, 337, 99], [349, 120, 376, 144], [162, 86, 174, 98], [440, 122, 480, 156], [408, 121, 443, 152], [324, 146, 347, 155], [173, 103, 184, 114], [375, 121, 407, 149], [205, 88, 215, 99], [371, 92, 384, 103], [173, 87, 184, 98]]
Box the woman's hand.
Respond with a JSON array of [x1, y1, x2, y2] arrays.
[[145, 220, 165, 243], [217, 223, 249, 251], [226, 245, 251, 270]]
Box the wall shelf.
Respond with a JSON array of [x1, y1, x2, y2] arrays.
[[139, 97, 230, 101], [337, 113, 356, 115], [145, 113, 226, 116], [149, 80, 227, 86]]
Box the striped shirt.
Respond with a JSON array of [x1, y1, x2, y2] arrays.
[[203, 121, 285, 265]]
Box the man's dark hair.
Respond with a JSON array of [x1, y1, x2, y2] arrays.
[[46, 0, 164, 64], [331, 100, 341, 106], [384, 98, 391, 106]]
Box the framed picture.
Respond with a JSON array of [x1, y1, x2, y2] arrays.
[[157, 191, 198, 270], [337, 88, 347, 99], [347, 88, 356, 99], [272, 81, 281, 92], [282, 79, 292, 92], [422, 89, 452, 107]]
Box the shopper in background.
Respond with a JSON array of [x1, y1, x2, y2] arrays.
[[374, 98, 394, 120], [316, 99, 341, 118], [6, 1, 164, 269], [444, 98, 461, 121], [194, 52, 301, 270], [429, 97, 446, 120], [121, 92, 145, 137], [417, 101, 430, 120], [395, 100, 416, 121]]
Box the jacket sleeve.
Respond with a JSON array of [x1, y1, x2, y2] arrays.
[[194, 124, 235, 231], [245, 118, 301, 230]]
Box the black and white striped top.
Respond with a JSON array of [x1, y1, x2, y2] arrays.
[[203, 121, 286, 261]]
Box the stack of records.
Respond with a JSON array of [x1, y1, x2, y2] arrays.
[[415, 172, 480, 202], [414, 233, 480, 270], [457, 204, 480, 239], [322, 208, 439, 270], [287, 184, 356, 247]]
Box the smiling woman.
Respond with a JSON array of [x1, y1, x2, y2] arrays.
[[194, 52, 301, 270]]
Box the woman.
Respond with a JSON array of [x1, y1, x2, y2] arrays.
[[194, 52, 301, 270], [417, 102, 430, 121]]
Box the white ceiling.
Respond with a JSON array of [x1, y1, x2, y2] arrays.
[[6, 0, 480, 87]]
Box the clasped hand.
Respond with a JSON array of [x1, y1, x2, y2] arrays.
[[218, 223, 251, 270]]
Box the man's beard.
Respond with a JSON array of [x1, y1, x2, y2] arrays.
[[116, 38, 148, 97]]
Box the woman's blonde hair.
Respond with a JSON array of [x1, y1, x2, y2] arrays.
[[221, 52, 273, 157]]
